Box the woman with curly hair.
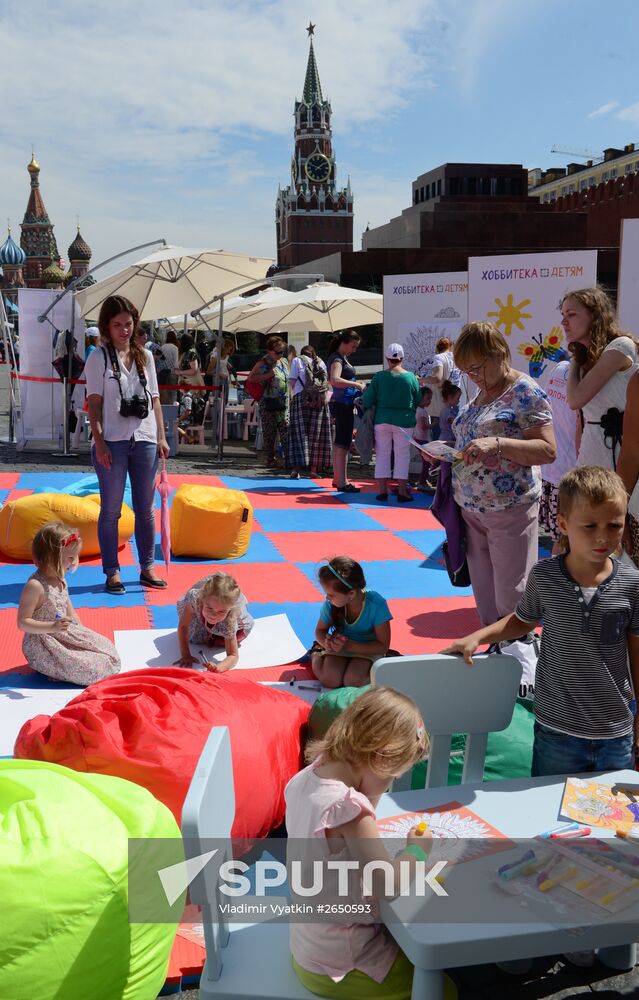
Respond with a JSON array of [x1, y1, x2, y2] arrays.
[[563, 286, 638, 470]]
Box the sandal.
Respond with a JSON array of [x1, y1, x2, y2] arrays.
[[337, 483, 361, 493], [376, 493, 388, 502], [139, 572, 169, 589], [105, 576, 126, 595]]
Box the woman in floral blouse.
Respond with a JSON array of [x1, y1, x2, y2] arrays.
[[247, 335, 290, 468], [452, 322, 556, 627]]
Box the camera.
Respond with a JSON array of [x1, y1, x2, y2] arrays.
[[119, 395, 149, 419]]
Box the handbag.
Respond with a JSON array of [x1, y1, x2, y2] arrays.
[[245, 378, 264, 402], [442, 540, 471, 588], [261, 395, 285, 412]]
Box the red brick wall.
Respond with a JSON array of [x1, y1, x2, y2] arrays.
[[551, 174, 639, 248]]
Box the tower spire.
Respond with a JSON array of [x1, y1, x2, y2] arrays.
[[303, 25, 323, 104]]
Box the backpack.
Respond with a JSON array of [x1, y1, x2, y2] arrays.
[[299, 357, 328, 410]]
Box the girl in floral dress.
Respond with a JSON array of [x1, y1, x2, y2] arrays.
[[175, 571, 254, 671], [17, 523, 121, 684]]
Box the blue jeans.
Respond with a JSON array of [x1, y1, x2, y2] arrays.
[[92, 438, 158, 576], [532, 721, 634, 777]]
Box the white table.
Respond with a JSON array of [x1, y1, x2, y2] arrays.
[[376, 771, 639, 1000]]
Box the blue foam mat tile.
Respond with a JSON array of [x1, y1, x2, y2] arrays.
[[392, 529, 447, 560], [0, 671, 80, 690], [147, 532, 284, 566], [254, 507, 385, 534], [66, 565, 148, 608], [248, 601, 319, 649], [0, 582, 30, 609], [0, 490, 9, 507], [346, 492, 434, 510], [0, 563, 39, 586], [145, 604, 179, 629], [218, 476, 325, 494], [14, 472, 91, 491], [296, 559, 472, 600]]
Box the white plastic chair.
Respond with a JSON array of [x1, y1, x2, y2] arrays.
[[371, 653, 522, 790], [182, 727, 314, 1000], [242, 398, 258, 441]]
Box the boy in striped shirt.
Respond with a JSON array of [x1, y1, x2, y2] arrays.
[[443, 465, 639, 776]]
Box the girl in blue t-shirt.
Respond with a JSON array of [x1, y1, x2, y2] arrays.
[[311, 556, 392, 689]]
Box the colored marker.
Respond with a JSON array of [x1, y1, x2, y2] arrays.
[[535, 854, 562, 888], [616, 829, 639, 844], [498, 850, 535, 877], [416, 821, 428, 835], [297, 683, 322, 691], [502, 856, 538, 881], [550, 826, 592, 840], [599, 880, 639, 907], [539, 822, 581, 839], [539, 865, 577, 892]]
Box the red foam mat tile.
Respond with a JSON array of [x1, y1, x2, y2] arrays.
[[388, 597, 481, 654], [0, 473, 20, 489], [76, 604, 151, 641], [79, 540, 136, 568], [166, 474, 226, 490], [239, 662, 314, 683], [140, 562, 322, 606], [0, 607, 31, 674], [363, 507, 442, 531], [4, 489, 34, 504], [237, 489, 346, 510], [267, 530, 425, 564]]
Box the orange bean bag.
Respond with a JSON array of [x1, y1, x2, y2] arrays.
[[170, 485, 253, 559], [0, 492, 134, 560], [15, 669, 309, 841]]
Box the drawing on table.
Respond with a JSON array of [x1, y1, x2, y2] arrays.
[[378, 801, 511, 862], [561, 778, 639, 830]]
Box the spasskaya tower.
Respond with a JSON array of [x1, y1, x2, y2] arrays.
[[275, 24, 354, 268]]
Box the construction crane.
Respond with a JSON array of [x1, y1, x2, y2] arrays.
[[550, 145, 601, 161]]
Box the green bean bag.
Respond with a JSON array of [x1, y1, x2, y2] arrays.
[[0, 759, 181, 1000], [308, 690, 534, 786]]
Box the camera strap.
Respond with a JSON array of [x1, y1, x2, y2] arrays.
[[102, 345, 150, 404]]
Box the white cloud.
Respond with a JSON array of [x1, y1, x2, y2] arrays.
[[0, 0, 441, 266], [588, 100, 619, 118], [617, 101, 639, 124]]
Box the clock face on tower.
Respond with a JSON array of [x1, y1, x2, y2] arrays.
[[305, 153, 331, 182]]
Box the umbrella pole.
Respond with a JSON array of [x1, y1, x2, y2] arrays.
[[215, 298, 225, 462]]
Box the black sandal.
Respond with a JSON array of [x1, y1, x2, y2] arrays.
[[139, 572, 168, 589]]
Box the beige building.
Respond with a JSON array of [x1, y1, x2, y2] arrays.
[[528, 143, 639, 203]]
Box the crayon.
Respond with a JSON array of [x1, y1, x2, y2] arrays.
[[539, 866, 577, 892], [550, 827, 592, 840], [498, 850, 535, 877], [616, 829, 639, 844], [539, 822, 581, 839]]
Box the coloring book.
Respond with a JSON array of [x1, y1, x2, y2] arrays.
[[560, 777, 639, 830], [378, 801, 511, 863]]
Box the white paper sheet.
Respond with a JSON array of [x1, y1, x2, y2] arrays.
[[113, 614, 307, 672], [0, 684, 79, 757]]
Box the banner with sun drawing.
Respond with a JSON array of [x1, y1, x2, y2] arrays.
[[468, 251, 597, 390]]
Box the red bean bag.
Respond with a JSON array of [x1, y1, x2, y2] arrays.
[[15, 669, 310, 842]]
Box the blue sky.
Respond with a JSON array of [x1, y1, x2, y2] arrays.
[[1, 0, 638, 273]]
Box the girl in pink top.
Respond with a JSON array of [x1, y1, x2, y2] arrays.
[[285, 688, 456, 999]]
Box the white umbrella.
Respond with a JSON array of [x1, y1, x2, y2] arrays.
[[230, 281, 383, 334], [197, 285, 299, 332], [74, 245, 273, 321]]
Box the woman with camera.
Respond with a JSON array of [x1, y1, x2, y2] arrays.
[[85, 295, 169, 595], [563, 287, 638, 470]]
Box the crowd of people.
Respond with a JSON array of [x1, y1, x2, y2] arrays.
[[13, 285, 639, 1000]]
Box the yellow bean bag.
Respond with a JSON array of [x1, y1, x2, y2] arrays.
[[170, 484, 253, 558], [0, 493, 134, 561]]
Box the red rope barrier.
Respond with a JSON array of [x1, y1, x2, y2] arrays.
[[9, 372, 221, 391]]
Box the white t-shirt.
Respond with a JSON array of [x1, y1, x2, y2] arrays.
[[576, 337, 638, 470], [540, 361, 578, 486], [84, 346, 160, 443], [427, 350, 459, 417], [288, 355, 328, 397], [161, 342, 179, 372]]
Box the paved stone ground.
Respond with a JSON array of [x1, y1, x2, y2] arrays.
[[1, 387, 637, 998]]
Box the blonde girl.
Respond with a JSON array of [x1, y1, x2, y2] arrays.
[[312, 557, 392, 688], [17, 523, 121, 685], [176, 571, 254, 671], [285, 688, 454, 1000]]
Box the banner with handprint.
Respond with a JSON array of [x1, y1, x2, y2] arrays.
[[467, 250, 597, 390]]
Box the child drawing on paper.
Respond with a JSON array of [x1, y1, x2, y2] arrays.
[[284, 687, 458, 1000], [378, 804, 509, 864], [175, 571, 254, 671], [311, 557, 392, 689], [18, 522, 120, 685]]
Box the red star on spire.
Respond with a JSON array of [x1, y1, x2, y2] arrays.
[[306, 22, 315, 37]]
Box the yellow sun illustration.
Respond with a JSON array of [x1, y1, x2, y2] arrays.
[[486, 295, 532, 337]]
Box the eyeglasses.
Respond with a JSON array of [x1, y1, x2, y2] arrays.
[[273, 349, 285, 355], [459, 362, 486, 377]]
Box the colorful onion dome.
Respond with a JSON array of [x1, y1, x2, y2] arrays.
[[0, 230, 26, 267], [41, 259, 66, 285], [68, 227, 91, 262]]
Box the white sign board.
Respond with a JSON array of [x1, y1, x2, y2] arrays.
[[17, 289, 83, 444], [383, 272, 468, 377], [467, 250, 598, 389], [618, 219, 639, 337]]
